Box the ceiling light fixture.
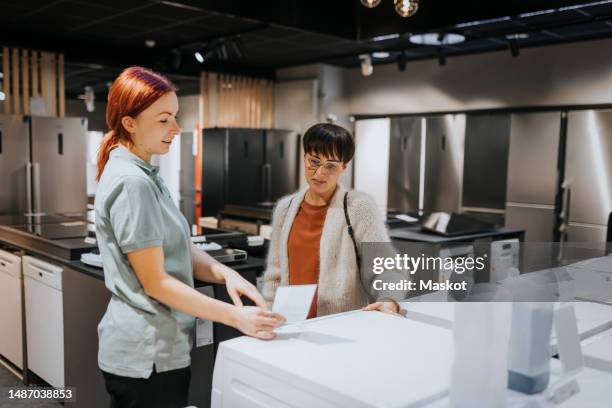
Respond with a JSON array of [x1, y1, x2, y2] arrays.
[[506, 33, 529, 40], [77, 86, 95, 112], [506, 34, 524, 57], [371, 33, 401, 42], [372, 51, 390, 59], [409, 33, 465, 45], [360, 0, 420, 18], [394, 0, 419, 18], [455, 16, 511, 28], [359, 54, 373, 76], [361, 0, 382, 8], [145, 39, 156, 48], [194, 50, 206, 63]]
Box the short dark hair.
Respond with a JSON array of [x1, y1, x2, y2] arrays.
[[302, 123, 355, 164]]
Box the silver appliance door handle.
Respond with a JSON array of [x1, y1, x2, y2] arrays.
[[33, 162, 41, 214], [558, 185, 571, 262], [26, 163, 33, 214], [265, 163, 272, 202], [260, 165, 268, 202]]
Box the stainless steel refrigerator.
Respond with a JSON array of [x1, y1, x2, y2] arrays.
[[505, 112, 561, 242], [179, 130, 197, 226], [387, 114, 465, 214], [0, 114, 29, 215], [201, 128, 299, 216], [461, 114, 511, 225], [0, 114, 87, 216], [563, 110, 612, 242]]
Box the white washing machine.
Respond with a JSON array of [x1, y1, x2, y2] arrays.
[[0, 248, 24, 370]]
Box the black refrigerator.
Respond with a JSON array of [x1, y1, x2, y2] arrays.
[[201, 128, 300, 216]]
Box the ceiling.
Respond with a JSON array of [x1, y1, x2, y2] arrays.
[[2, 0, 612, 97]]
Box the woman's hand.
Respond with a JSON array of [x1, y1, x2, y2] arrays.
[[231, 306, 285, 340], [220, 265, 268, 308], [362, 300, 404, 317]]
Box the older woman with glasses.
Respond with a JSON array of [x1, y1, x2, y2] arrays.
[[262, 123, 403, 318]]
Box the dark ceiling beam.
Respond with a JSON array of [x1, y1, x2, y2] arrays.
[[0, 26, 275, 80]]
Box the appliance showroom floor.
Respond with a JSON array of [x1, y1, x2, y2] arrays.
[[0, 363, 60, 407]]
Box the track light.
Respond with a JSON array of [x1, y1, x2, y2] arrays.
[[359, 54, 373, 76], [506, 34, 526, 58], [229, 36, 246, 59], [170, 49, 182, 70], [509, 38, 519, 57], [437, 48, 446, 66], [397, 51, 407, 72], [194, 49, 205, 63], [221, 43, 229, 60], [78, 86, 95, 112]]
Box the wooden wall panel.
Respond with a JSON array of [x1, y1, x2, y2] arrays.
[[0, 47, 64, 117], [2, 47, 10, 114], [199, 71, 274, 129], [11, 48, 20, 114], [22, 50, 29, 114]]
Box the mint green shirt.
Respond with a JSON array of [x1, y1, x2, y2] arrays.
[[94, 146, 194, 378]]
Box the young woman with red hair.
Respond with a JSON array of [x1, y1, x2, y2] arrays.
[[94, 66, 284, 407]]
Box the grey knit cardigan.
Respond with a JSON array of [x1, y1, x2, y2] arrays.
[[261, 184, 398, 316]]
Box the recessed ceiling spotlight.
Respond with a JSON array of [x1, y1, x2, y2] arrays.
[[372, 51, 390, 59], [145, 39, 156, 48], [409, 33, 465, 45]]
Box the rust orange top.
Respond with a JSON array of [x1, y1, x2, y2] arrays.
[[287, 199, 329, 318]]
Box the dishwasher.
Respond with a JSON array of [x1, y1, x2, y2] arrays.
[[23, 256, 64, 388], [0, 249, 24, 371]]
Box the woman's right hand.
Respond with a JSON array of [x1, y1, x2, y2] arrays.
[[231, 306, 285, 340]]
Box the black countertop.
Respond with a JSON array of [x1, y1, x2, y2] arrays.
[[64, 256, 267, 284], [389, 226, 525, 243], [0, 225, 268, 283]]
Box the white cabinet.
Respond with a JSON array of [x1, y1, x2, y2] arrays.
[[23, 256, 64, 388], [0, 249, 23, 369]]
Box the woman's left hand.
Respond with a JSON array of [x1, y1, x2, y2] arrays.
[[362, 301, 404, 317], [222, 267, 268, 309]]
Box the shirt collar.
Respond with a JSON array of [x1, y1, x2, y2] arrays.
[[110, 145, 160, 175]]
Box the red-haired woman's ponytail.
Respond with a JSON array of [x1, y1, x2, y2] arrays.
[[95, 66, 176, 181], [96, 131, 119, 181]]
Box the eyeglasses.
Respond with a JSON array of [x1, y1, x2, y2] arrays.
[[305, 155, 343, 176]]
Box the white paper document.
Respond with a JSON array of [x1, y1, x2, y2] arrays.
[[272, 284, 317, 324]]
